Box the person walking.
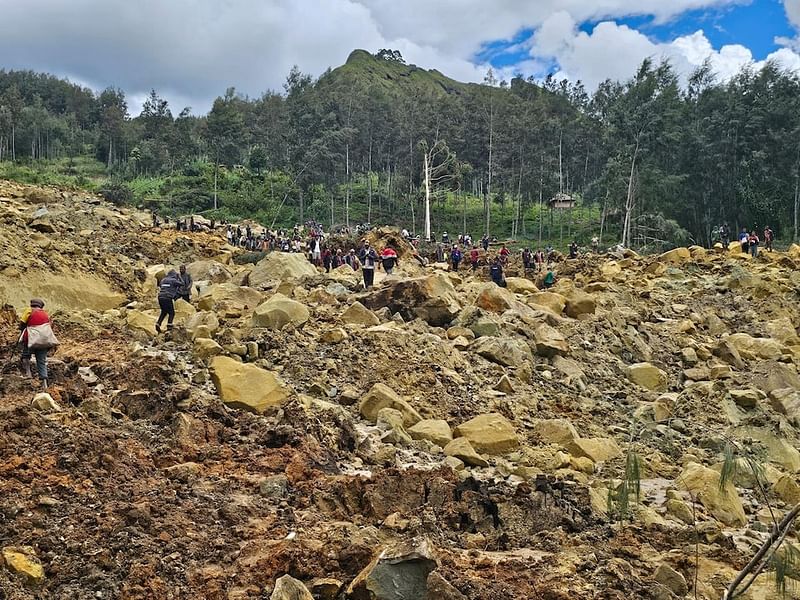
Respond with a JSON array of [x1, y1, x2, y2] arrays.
[[19, 298, 57, 389], [763, 225, 774, 252], [569, 241, 579, 259], [380, 247, 399, 275], [177, 264, 193, 303], [489, 257, 506, 288], [749, 230, 760, 258], [450, 244, 463, 271], [470, 245, 480, 271], [156, 270, 182, 333], [359, 241, 378, 289]]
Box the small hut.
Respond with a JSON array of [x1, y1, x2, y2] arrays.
[[548, 192, 575, 210]]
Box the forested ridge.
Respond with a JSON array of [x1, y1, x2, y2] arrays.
[[1, 48, 800, 249]]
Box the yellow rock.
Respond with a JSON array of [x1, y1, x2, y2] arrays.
[[408, 419, 453, 448], [443, 437, 488, 467], [209, 356, 291, 414], [251, 293, 310, 329], [193, 337, 223, 360], [453, 413, 519, 454], [359, 383, 422, 427], [126, 309, 156, 336], [567, 437, 622, 463], [526, 291, 567, 315], [678, 462, 746, 526], [534, 419, 580, 446], [772, 475, 800, 505], [564, 290, 596, 318], [2, 546, 44, 585], [627, 362, 668, 392], [474, 284, 517, 313], [341, 301, 380, 326], [659, 247, 691, 264], [505, 277, 538, 294]]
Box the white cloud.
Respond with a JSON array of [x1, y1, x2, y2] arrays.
[[0, 0, 791, 112], [786, 0, 800, 28], [529, 12, 800, 89]]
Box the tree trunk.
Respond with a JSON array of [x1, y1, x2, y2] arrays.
[[485, 107, 493, 236], [795, 147, 800, 241], [538, 152, 544, 246], [213, 160, 219, 210], [367, 135, 373, 224], [622, 137, 640, 248], [423, 150, 432, 241], [599, 189, 608, 246], [345, 143, 350, 229]]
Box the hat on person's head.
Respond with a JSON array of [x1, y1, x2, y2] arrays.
[[30, 298, 45, 308]]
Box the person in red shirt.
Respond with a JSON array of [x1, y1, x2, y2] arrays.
[[499, 244, 510, 265], [470, 245, 480, 271], [18, 298, 52, 388]]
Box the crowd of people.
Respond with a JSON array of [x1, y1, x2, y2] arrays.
[[713, 223, 774, 257]]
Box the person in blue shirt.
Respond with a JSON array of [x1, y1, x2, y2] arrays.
[[489, 257, 506, 288]]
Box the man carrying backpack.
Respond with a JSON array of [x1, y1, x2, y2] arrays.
[[19, 298, 57, 389]]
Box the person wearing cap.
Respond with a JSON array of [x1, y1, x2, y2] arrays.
[[359, 241, 378, 288], [18, 298, 52, 388]]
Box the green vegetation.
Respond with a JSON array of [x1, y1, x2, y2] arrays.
[[2, 49, 800, 252]]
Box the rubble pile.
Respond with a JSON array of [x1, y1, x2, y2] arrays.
[[2, 181, 800, 599]]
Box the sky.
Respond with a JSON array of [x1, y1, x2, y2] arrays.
[[0, 0, 798, 115]]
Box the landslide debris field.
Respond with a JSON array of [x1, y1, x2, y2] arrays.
[[2, 181, 800, 600]]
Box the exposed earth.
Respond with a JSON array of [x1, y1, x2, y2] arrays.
[[2, 180, 800, 599]]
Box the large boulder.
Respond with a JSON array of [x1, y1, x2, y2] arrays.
[[658, 247, 691, 264], [526, 292, 567, 315], [347, 538, 437, 600], [678, 462, 746, 526], [531, 323, 569, 357], [186, 259, 232, 284], [209, 356, 291, 414], [364, 274, 461, 326], [341, 301, 380, 326], [197, 283, 263, 313], [564, 290, 596, 318], [249, 252, 317, 289], [627, 362, 668, 392], [471, 336, 532, 367], [566, 437, 622, 463], [359, 383, 422, 427], [727, 333, 785, 360], [126, 309, 156, 336], [408, 420, 453, 448], [184, 311, 220, 338], [252, 293, 310, 329], [443, 437, 489, 467], [474, 284, 517, 313], [505, 277, 538, 294], [534, 419, 580, 446], [453, 413, 519, 454]]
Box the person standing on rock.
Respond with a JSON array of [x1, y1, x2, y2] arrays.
[[156, 270, 182, 333], [359, 241, 378, 288], [543, 268, 556, 289], [177, 264, 193, 303], [490, 257, 506, 288], [380, 247, 399, 275], [19, 298, 56, 389], [748, 230, 760, 258], [470, 245, 480, 271], [569, 241, 579, 259], [720, 223, 730, 250], [482, 234, 490, 252], [739, 228, 749, 253], [763, 225, 773, 252], [450, 244, 463, 271]]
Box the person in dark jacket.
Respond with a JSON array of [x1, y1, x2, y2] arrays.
[[177, 264, 193, 303], [489, 257, 506, 288], [156, 270, 182, 332], [359, 242, 379, 288], [19, 298, 53, 388]]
